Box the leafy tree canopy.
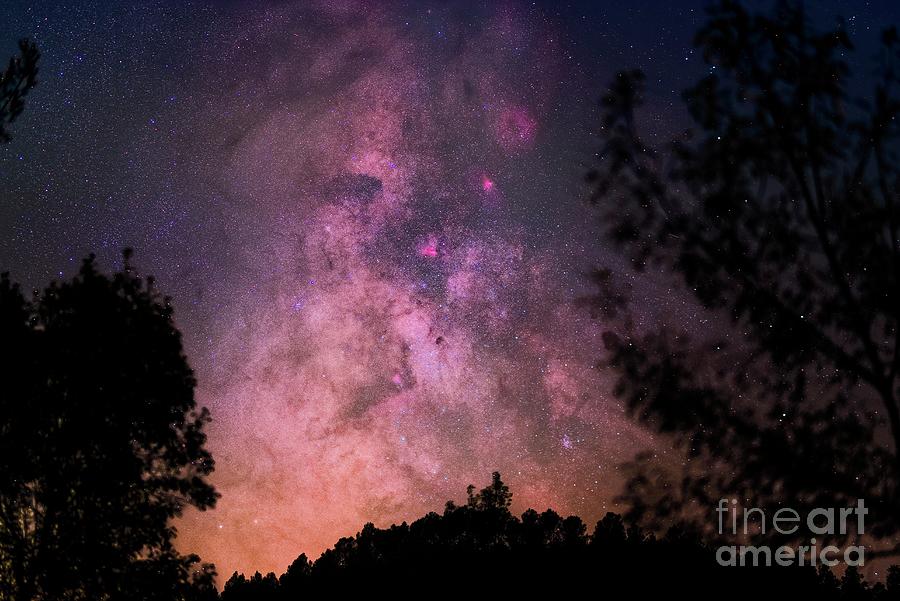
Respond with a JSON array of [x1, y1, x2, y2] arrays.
[[0, 252, 218, 601], [587, 0, 900, 550]]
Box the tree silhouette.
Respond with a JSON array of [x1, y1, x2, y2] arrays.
[[0, 38, 38, 143], [216, 473, 897, 598], [0, 252, 217, 600], [586, 0, 900, 550]]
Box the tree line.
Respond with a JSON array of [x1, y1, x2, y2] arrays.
[[219, 473, 900, 599]]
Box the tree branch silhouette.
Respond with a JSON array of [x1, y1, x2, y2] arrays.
[[587, 0, 900, 546]]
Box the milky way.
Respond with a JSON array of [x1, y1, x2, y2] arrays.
[[164, 2, 657, 576], [0, 0, 715, 580]]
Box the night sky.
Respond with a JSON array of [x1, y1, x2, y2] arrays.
[[1, 0, 897, 581]]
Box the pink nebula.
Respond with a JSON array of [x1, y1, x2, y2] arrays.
[[418, 235, 439, 258], [494, 106, 538, 151]]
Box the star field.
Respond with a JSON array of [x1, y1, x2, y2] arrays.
[[2, 0, 896, 581]]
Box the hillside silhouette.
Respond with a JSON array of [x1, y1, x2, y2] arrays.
[[220, 473, 900, 599]]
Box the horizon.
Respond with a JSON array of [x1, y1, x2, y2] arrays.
[[3, 0, 900, 590]]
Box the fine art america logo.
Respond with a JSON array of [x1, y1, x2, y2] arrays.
[[715, 498, 868, 567]]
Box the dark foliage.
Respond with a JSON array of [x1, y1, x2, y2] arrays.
[[219, 474, 900, 598], [0, 252, 218, 600], [586, 0, 900, 551], [0, 38, 38, 143]]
